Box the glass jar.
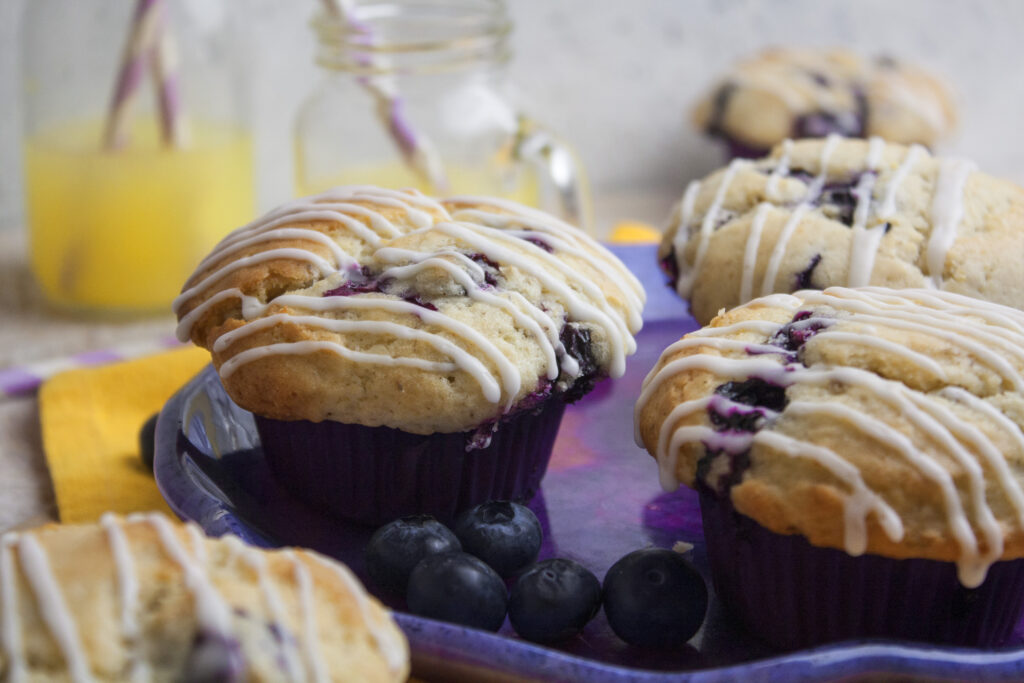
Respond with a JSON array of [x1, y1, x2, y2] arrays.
[[294, 0, 591, 230], [20, 0, 254, 314]]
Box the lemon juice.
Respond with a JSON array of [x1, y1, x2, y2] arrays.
[[25, 118, 253, 313]]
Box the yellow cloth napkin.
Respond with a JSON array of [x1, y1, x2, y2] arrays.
[[39, 346, 210, 523]]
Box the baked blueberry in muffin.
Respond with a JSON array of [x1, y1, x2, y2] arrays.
[[635, 287, 1024, 649], [693, 47, 956, 158], [661, 136, 1024, 324], [174, 186, 645, 524], [0, 514, 408, 681]]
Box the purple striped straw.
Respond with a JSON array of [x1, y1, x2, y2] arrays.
[[104, 0, 184, 150], [321, 0, 449, 191], [150, 1, 188, 147], [0, 337, 185, 400]]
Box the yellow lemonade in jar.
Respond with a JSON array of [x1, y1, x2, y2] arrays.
[[25, 118, 253, 313]]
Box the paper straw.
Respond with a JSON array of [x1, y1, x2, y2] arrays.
[[104, 0, 184, 150], [320, 0, 449, 192], [0, 337, 185, 400], [150, 2, 189, 147]]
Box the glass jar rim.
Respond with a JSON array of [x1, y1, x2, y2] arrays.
[[313, 0, 512, 74]]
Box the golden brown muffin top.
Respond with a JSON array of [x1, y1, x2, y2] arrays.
[[693, 47, 956, 151], [174, 187, 645, 433]]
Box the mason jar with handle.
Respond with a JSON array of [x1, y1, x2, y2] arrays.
[[294, 0, 591, 231]]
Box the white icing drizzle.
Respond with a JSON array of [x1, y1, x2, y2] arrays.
[[879, 144, 926, 218], [174, 247, 337, 316], [926, 158, 976, 287], [234, 543, 306, 682], [810, 330, 948, 380], [447, 198, 645, 324], [306, 555, 407, 676], [670, 181, 702, 284], [175, 287, 264, 343], [846, 136, 887, 287], [764, 139, 793, 199], [286, 552, 328, 683], [429, 220, 636, 376], [373, 250, 562, 379], [16, 534, 94, 682], [176, 187, 643, 415], [216, 313, 485, 393], [100, 515, 148, 683], [636, 287, 1024, 587], [940, 386, 1024, 528], [143, 515, 235, 636], [752, 429, 903, 554], [759, 205, 809, 296], [759, 134, 842, 297], [1, 535, 26, 683], [739, 204, 771, 304], [677, 159, 751, 297]]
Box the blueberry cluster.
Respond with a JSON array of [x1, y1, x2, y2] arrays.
[[699, 310, 832, 494], [364, 501, 707, 648]]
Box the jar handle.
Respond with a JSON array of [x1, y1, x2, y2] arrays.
[[513, 115, 593, 233]]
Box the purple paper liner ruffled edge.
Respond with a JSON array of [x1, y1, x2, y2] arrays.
[[255, 401, 566, 526], [699, 489, 1024, 650]]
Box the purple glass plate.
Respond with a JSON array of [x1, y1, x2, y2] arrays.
[[154, 245, 1024, 682]]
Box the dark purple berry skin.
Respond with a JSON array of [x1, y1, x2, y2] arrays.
[[454, 501, 542, 577], [509, 558, 602, 643], [139, 413, 159, 472], [603, 549, 708, 648], [364, 515, 461, 595], [407, 552, 508, 631]]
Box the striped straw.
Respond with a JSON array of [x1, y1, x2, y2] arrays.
[[104, 0, 185, 150], [0, 337, 185, 400], [150, 1, 189, 147], [320, 0, 449, 192]]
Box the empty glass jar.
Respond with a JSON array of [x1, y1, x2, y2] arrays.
[[294, 0, 591, 230]]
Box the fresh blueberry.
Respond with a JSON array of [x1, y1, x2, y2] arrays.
[[139, 412, 159, 472], [795, 254, 822, 289], [454, 501, 542, 577], [714, 378, 787, 412], [769, 315, 831, 353], [559, 324, 600, 403], [364, 515, 461, 595], [603, 548, 708, 648], [508, 558, 602, 643], [407, 552, 508, 631]]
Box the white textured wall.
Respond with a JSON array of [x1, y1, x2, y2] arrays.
[[2, 0, 1024, 232]]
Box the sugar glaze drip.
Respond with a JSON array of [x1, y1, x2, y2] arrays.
[[636, 287, 1024, 588]]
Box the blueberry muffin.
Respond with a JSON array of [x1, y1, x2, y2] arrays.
[[0, 513, 408, 681], [634, 286, 1024, 649], [694, 47, 956, 158], [174, 186, 645, 523], [661, 136, 1024, 325]]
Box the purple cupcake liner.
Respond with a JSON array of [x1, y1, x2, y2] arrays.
[[699, 489, 1024, 651], [256, 400, 566, 526]]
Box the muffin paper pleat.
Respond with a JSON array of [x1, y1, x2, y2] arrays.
[[699, 490, 1024, 650], [256, 401, 566, 526]]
